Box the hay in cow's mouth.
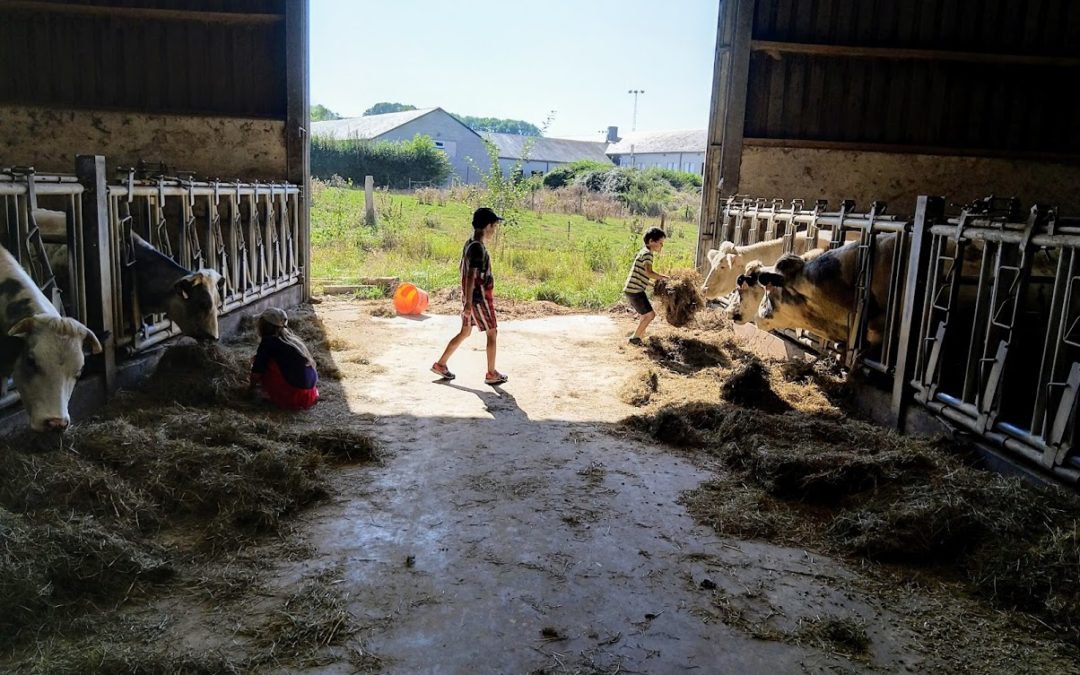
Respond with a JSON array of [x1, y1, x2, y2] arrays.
[[652, 269, 705, 328]]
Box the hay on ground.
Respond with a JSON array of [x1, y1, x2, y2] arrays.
[[630, 400, 1080, 635], [720, 359, 791, 412], [619, 368, 659, 407], [652, 269, 704, 327]]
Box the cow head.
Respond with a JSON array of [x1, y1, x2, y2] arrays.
[[725, 255, 808, 330], [1, 314, 102, 432], [168, 269, 223, 341], [702, 242, 743, 300]]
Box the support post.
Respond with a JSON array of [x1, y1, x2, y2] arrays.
[[75, 155, 117, 395], [365, 175, 376, 227], [285, 0, 311, 302], [891, 195, 943, 430], [696, 0, 755, 269]]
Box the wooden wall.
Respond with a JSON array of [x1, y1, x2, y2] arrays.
[[700, 0, 1080, 262]]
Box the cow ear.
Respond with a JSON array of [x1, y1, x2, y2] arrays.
[[759, 271, 786, 287], [174, 277, 194, 300], [0, 335, 25, 375], [83, 329, 103, 355], [772, 254, 805, 277], [8, 317, 35, 336]]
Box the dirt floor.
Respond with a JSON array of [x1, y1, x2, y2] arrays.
[[4, 297, 1076, 674], [231, 298, 1074, 673]]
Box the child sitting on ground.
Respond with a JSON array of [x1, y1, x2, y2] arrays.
[[249, 307, 319, 410], [623, 227, 669, 345]]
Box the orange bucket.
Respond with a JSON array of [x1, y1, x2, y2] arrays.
[[393, 282, 429, 315]]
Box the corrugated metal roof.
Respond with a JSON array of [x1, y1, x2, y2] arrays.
[[606, 129, 707, 155], [482, 133, 612, 164], [311, 108, 441, 140]]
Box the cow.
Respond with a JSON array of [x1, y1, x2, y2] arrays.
[[701, 231, 834, 300], [727, 235, 899, 345], [32, 209, 223, 341], [0, 245, 102, 431], [728, 234, 1059, 347]]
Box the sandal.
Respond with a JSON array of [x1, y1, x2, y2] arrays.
[[431, 362, 456, 380], [484, 371, 509, 386]]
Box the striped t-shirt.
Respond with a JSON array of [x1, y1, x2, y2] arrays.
[[623, 247, 654, 293]]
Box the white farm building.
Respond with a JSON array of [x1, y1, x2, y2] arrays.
[[311, 107, 493, 184], [605, 129, 708, 174]]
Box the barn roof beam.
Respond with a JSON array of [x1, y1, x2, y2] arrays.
[[0, 0, 283, 25], [751, 40, 1080, 69]]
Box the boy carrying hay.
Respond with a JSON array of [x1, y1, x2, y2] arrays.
[[623, 227, 669, 345]]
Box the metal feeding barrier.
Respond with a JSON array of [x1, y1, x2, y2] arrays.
[[0, 168, 86, 410], [710, 196, 912, 374], [901, 197, 1080, 482], [0, 158, 304, 419], [106, 171, 302, 352], [706, 194, 1080, 483]]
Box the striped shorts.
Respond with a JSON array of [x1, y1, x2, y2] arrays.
[[466, 286, 497, 332]]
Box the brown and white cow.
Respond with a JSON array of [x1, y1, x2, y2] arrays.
[[0, 245, 101, 431], [701, 231, 833, 300], [34, 209, 223, 341], [726, 235, 898, 345]]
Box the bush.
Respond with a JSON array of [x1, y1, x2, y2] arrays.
[[642, 167, 703, 192], [310, 134, 452, 189], [542, 160, 614, 189]]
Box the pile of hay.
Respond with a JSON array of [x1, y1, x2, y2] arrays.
[[720, 359, 791, 412], [652, 269, 704, 327], [628, 402, 1080, 635]]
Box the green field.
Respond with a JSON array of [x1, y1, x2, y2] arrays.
[[310, 184, 699, 308]]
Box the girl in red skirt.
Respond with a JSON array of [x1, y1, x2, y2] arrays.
[[249, 307, 319, 410]]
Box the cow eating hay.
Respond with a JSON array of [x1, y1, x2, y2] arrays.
[[652, 269, 704, 328]]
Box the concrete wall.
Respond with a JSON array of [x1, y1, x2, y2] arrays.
[[738, 146, 1080, 215], [611, 152, 706, 174], [0, 105, 287, 180], [378, 111, 492, 185]]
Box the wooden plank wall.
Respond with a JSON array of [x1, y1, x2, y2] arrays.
[[743, 0, 1080, 157], [0, 0, 287, 118]]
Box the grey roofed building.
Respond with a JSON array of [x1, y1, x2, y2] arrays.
[[481, 132, 612, 176], [605, 128, 707, 174], [310, 107, 492, 184], [605, 129, 708, 156]]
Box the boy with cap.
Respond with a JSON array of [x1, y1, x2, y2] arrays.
[[249, 307, 320, 409], [431, 207, 508, 385]]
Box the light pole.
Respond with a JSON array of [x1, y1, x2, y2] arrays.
[[628, 89, 644, 131]]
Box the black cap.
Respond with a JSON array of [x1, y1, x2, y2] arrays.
[[472, 207, 504, 228]]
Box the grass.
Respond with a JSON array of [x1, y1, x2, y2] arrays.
[[310, 183, 699, 309]]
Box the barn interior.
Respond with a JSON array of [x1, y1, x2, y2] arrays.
[[699, 0, 1080, 484], [0, 0, 310, 428]]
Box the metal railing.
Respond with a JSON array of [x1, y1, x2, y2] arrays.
[[905, 199, 1080, 481], [0, 159, 305, 420], [712, 196, 912, 373], [712, 194, 1079, 482], [106, 174, 302, 352]]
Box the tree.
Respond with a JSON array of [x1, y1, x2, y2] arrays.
[[455, 115, 540, 136], [363, 102, 418, 116], [310, 104, 342, 122]]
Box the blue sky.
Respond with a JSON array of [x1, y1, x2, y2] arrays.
[[310, 0, 719, 139]]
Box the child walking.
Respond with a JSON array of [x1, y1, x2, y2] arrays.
[[431, 207, 508, 385], [249, 307, 320, 409], [623, 227, 669, 345]]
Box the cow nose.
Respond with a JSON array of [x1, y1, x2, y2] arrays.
[[45, 417, 70, 431], [731, 312, 742, 322]]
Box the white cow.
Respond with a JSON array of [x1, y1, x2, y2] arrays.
[[0, 245, 101, 431], [701, 231, 833, 300]]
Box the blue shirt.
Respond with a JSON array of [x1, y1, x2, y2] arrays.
[[252, 335, 318, 389]]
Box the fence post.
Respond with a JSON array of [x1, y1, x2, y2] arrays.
[[890, 195, 942, 430], [75, 155, 117, 395], [364, 175, 376, 227]]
